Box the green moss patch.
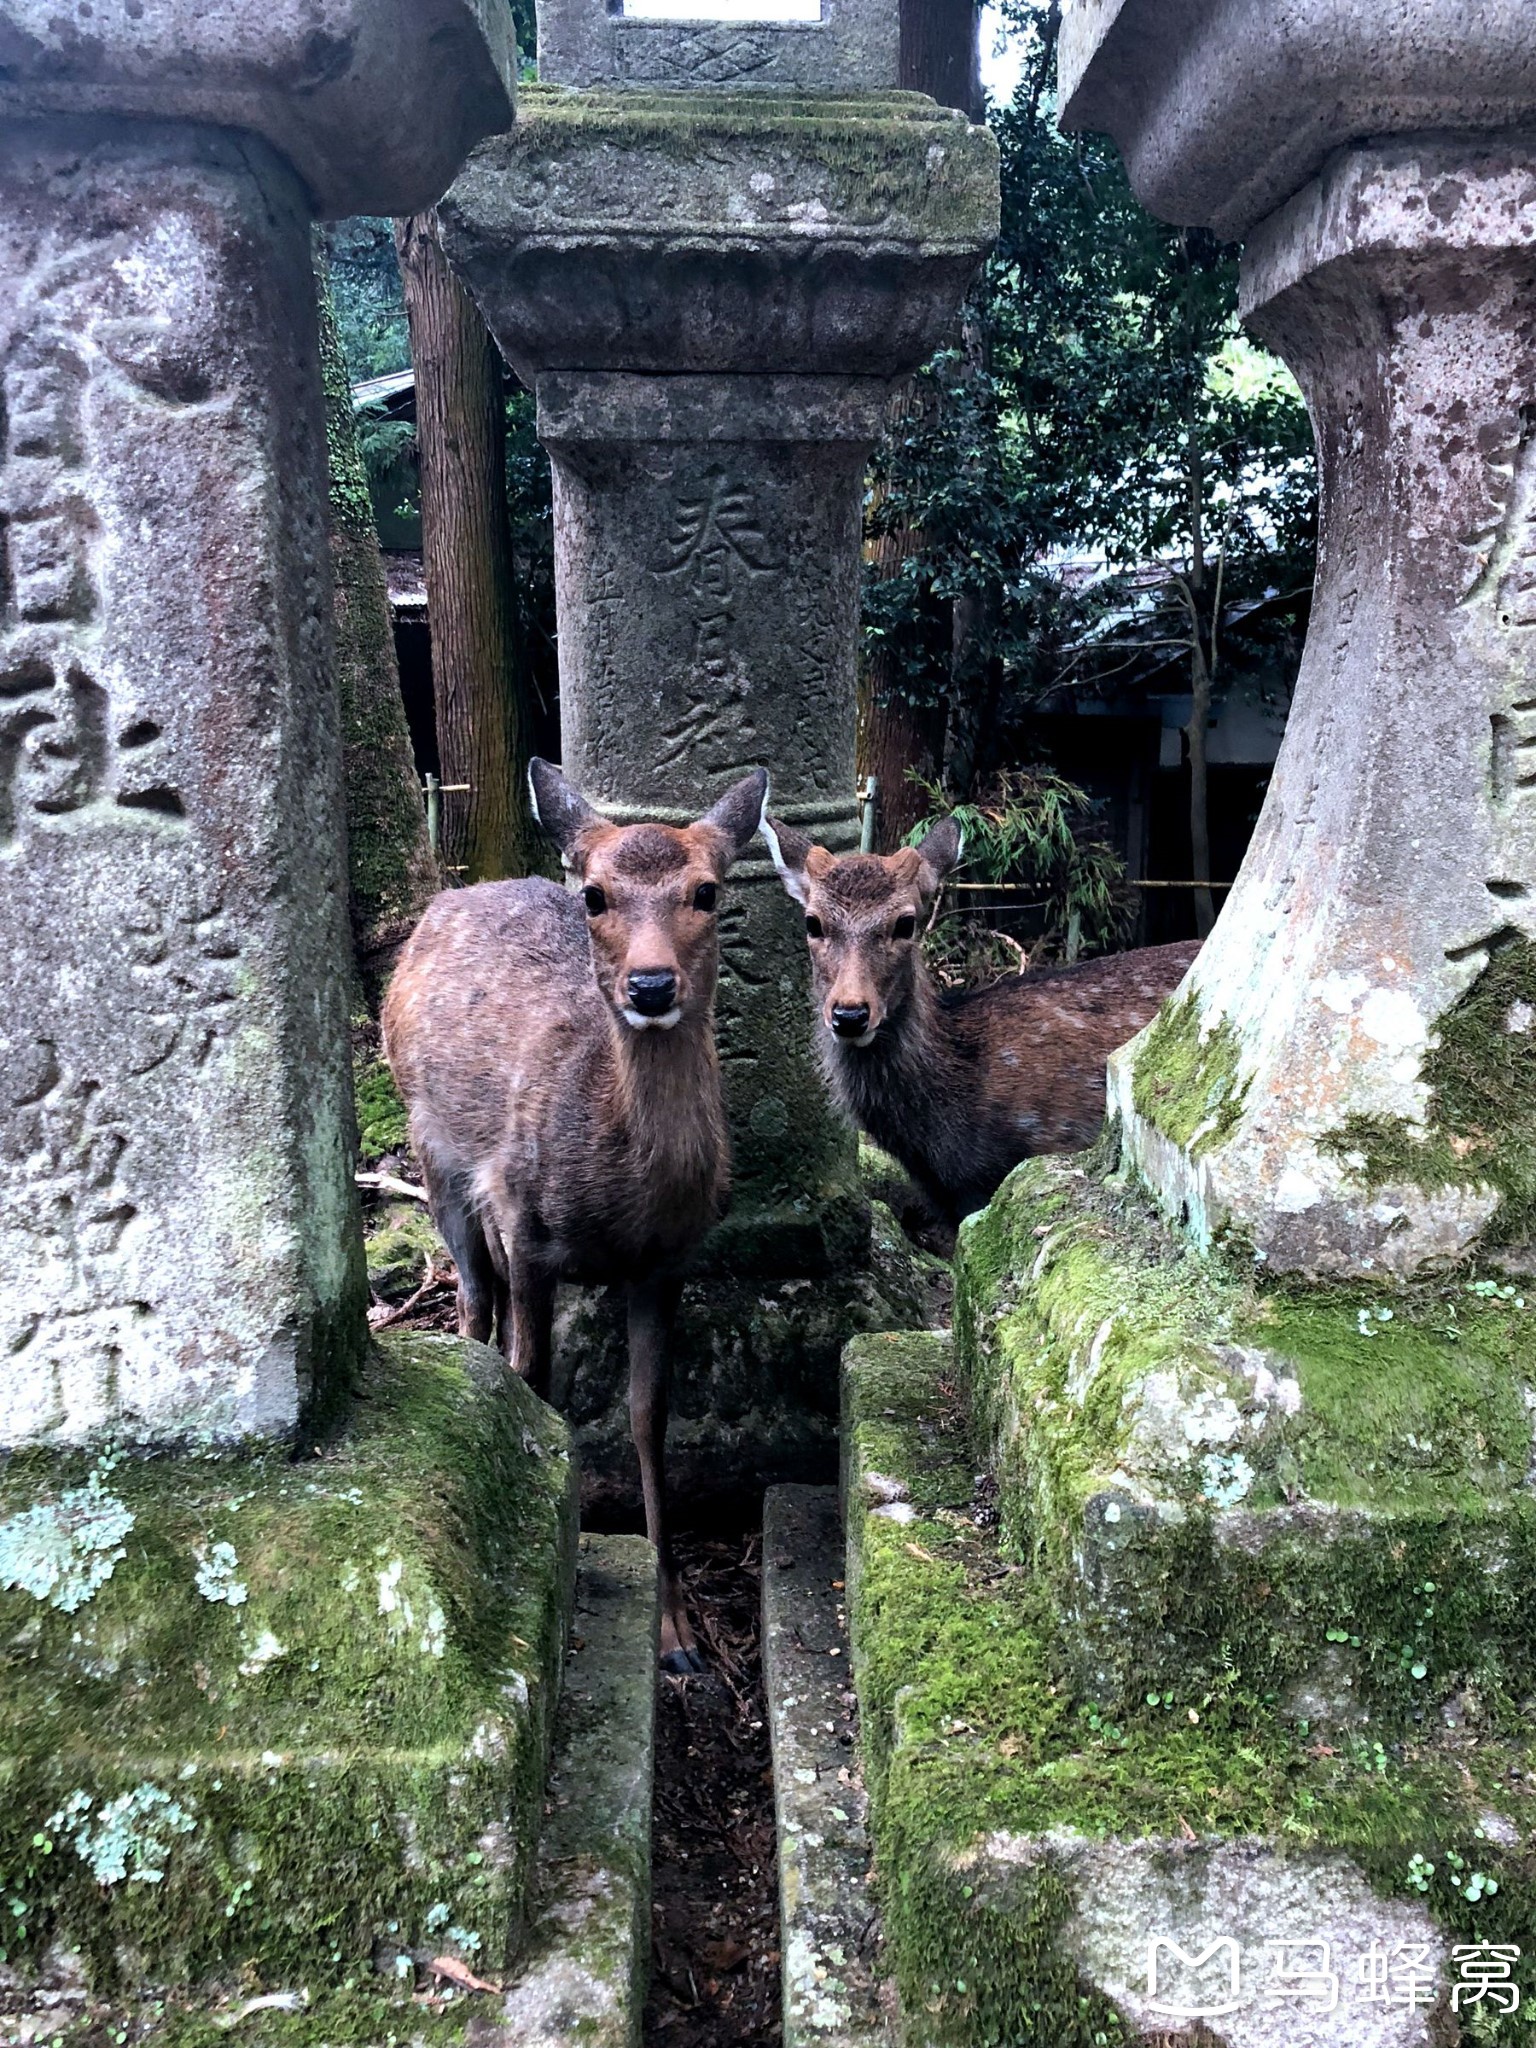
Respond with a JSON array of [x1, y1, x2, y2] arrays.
[[843, 1331, 1536, 2048], [354, 1053, 409, 1166], [953, 1156, 1536, 1722], [1320, 936, 1536, 1247], [0, 1336, 576, 2005], [503, 87, 1000, 244], [1128, 992, 1248, 1156]]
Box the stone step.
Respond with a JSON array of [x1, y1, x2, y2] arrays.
[[494, 1530, 659, 2048], [956, 1154, 1536, 1724], [840, 1326, 1530, 2048], [763, 1483, 892, 2048]]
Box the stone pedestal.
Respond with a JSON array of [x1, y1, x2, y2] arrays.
[[1114, 138, 1536, 1277], [0, 5, 514, 1447], [441, 88, 997, 1272]]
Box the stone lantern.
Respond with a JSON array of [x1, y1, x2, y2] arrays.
[[438, 0, 998, 1497], [0, 9, 657, 2034], [1060, 1, 1536, 1279], [828, 13, 1536, 2041]]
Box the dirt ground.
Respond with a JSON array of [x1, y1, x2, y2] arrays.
[[644, 1532, 782, 2048]]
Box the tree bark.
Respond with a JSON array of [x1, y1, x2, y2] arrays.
[[857, 0, 981, 850], [1181, 357, 1217, 939], [394, 211, 540, 882], [314, 237, 439, 994], [858, 385, 947, 850], [901, 0, 982, 117]]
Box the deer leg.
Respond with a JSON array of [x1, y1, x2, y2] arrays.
[[627, 1274, 697, 1672], [504, 1256, 555, 1403], [421, 1159, 497, 1345]]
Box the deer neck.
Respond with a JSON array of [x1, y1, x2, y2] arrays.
[[824, 963, 962, 1165], [607, 1005, 726, 1192]]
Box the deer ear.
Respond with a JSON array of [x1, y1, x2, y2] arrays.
[[761, 812, 819, 906], [699, 768, 770, 867], [915, 816, 964, 891], [529, 759, 604, 868]]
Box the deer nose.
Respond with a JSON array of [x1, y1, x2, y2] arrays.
[[831, 1003, 871, 1039], [627, 970, 678, 1017]]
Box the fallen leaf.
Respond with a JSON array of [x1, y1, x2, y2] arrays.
[[904, 1542, 936, 1564], [430, 1955, 502, 1995]]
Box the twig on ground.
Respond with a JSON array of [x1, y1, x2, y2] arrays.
[[356, 1169, 429, 1203]]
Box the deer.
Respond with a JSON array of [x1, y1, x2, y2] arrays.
[[761, 814, 1201, 1228], [382, 761, 768, 1673]]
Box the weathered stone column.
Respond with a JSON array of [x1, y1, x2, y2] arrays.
[[442, 87, 997, 1268], [1058, 2, 1536, 1278], [0, 5, 513, 1443], [841, 17, 1536, 2044]]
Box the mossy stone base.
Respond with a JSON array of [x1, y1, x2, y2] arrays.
[[842, 1331, 1535, 2048], [559, 1200, 951, 1517], [956, 1153, 1536, 1725], [0, 1335, 577, 2022]]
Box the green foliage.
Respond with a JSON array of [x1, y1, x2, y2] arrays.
[[322, 218, 410, 383], [864, 4, 1316, 793], [906, 768, 1133, 973]]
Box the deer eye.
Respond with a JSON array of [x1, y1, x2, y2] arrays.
[[693, 881, 718, 913], [892, 914, 917, 941], [582, 885, 607, 917], [804, 914, 824, 940]]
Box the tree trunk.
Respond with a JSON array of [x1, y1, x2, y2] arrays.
[[314, 238, 439, 995], [901, 0, 982, 117], [857, 385, 946, 850], [1181, 355, 1217, 939], [857, 0, 979, 850], [394, 211, 540, 882]]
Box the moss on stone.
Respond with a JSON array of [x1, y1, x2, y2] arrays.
[[365, 1204, 445, 1306], [0, 1335, 576, 2004], [842, 1330, 1536, 2048], [354, 1053, 410, 1166], [1128, 991, 1248, 1156], [504, 86, 1000, 244], [954, 1155, 1536, 1723], [1320, 935, 1536, 1248]]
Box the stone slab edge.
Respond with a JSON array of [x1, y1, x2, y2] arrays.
[[488, 1532, 659, 2048], [763, 1484, 893, 2048]]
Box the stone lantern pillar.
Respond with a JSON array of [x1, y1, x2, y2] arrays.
[[0, 1, 514, 1444], [1057, 1, 1536, 1279], [438, 28, 997, 1497], [0, 10, 653, 2032]]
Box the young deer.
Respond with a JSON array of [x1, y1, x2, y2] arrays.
[[383, 762, 768, 1671], [763, 815, 1200, 1226]]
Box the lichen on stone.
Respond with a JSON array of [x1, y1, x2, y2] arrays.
[[47, 1783, 198, 1888], [1319, 933, 1536, 1247], [842, 1326, 1536, 2048], [0, 1466, 134, 1613]]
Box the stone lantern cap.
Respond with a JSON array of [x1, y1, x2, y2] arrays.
[[1059, 0, 1536, 238], [0, 0, 516, 216], [536, 0, 897, 95], [439, 88, 1000, 381]]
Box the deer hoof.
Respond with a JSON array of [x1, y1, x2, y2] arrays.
[[661, 1643, 706, 1675]]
